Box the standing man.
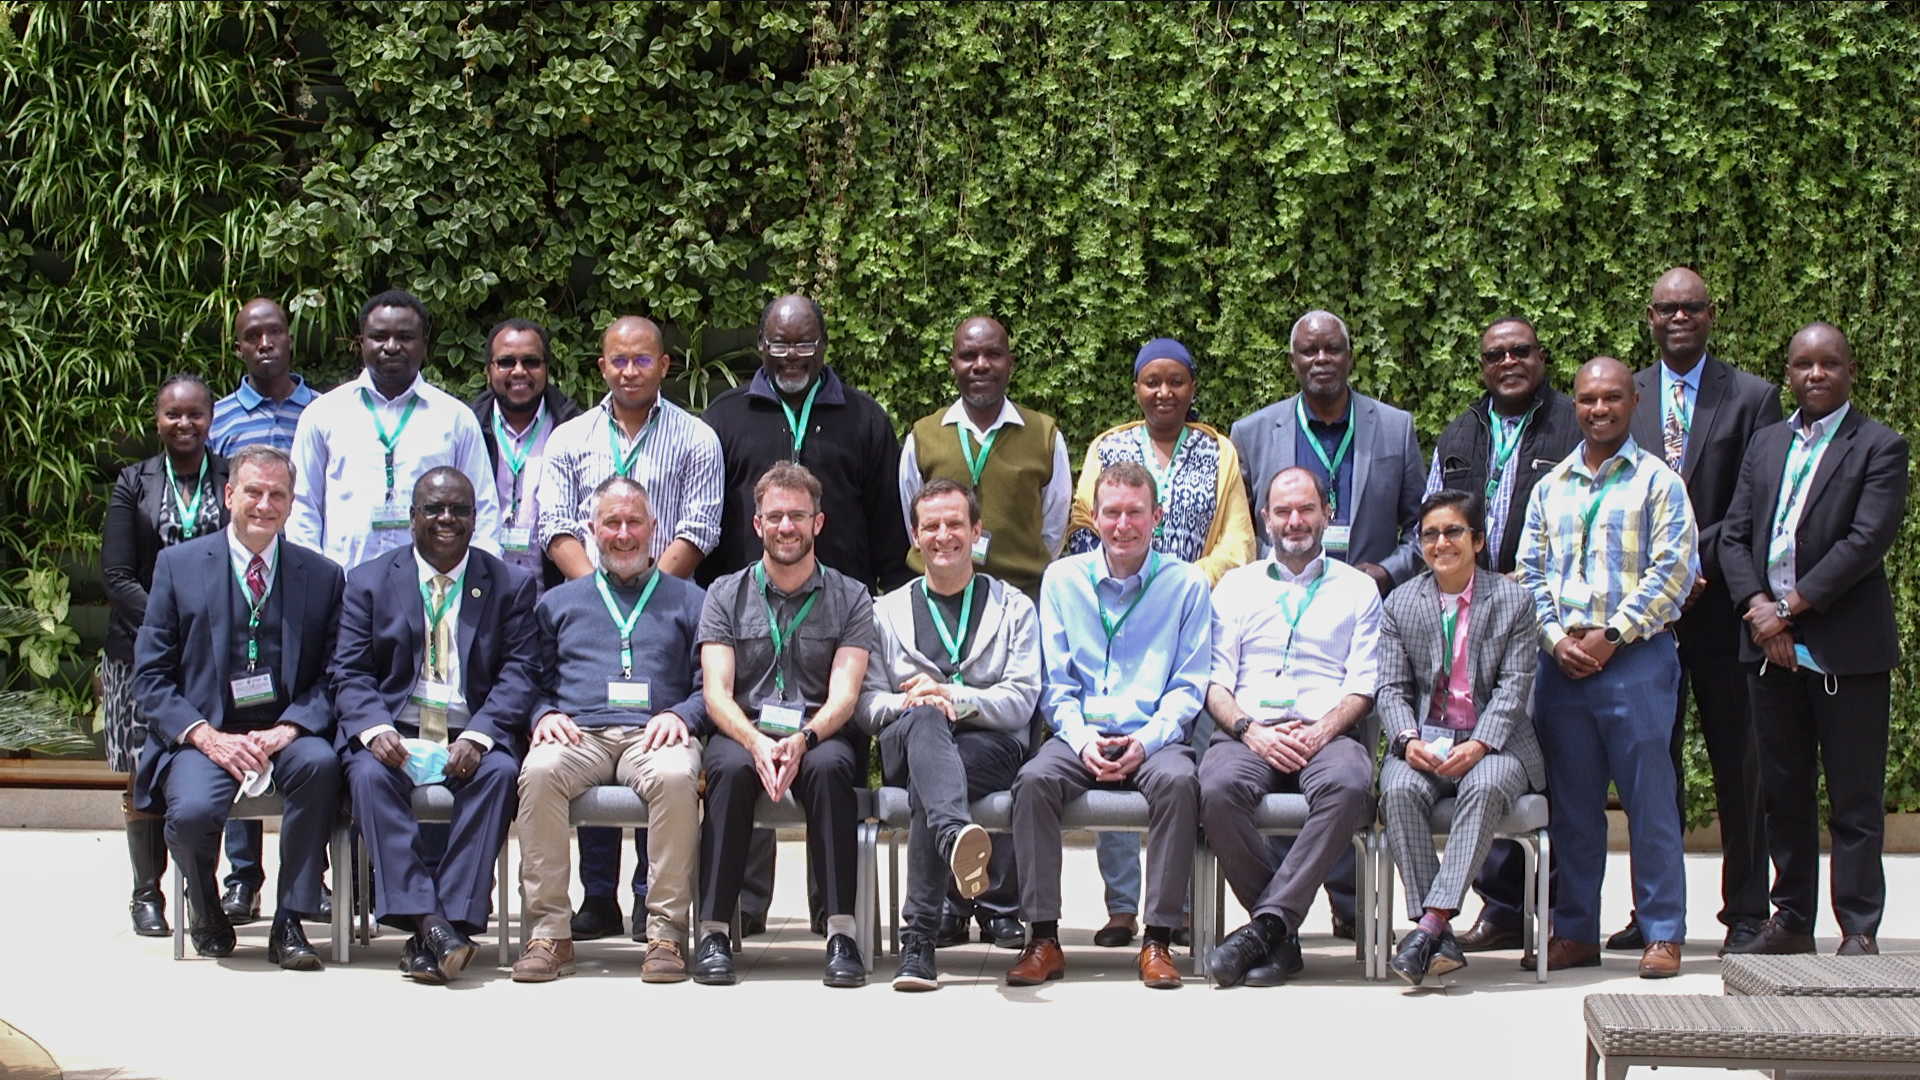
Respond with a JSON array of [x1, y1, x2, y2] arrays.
[[1200, 467, 1382, 988], [1721, 322, 1908, 957], [859, 479, 1043, 990], [131, 445, 344, 966], [1229, 308, 1424, 937], [333, 468, 539, 985], [1428, 317, 1581, 954], [1518, 357, 1697, 977], [536, 314, 723, 939], [288, 290, 501, 569], [1004, 462, 1209, 990], [472, 317, 582, 590], [690, 463, 878, 987], [1606, 267, 1782, 956]]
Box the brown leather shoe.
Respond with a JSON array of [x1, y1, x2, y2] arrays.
[[1005, 938, 1065, 985], [1838, 934, 1879, 956], [510, 937, 576, 983], [641, 938, 688, 983], [1639, 940, 1682, 978], [1541, 936, 1601, 971], [1138, 940, 1182, 989], [1456, 918, 1524, 953]]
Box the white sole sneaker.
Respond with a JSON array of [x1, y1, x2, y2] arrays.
[[948, 823, 992, 900]]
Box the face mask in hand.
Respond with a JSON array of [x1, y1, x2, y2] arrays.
[[401, 738, 449, 786]]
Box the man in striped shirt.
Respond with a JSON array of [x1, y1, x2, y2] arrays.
[[209, 297, 316, 455], [1516, 355, 1698, 979]]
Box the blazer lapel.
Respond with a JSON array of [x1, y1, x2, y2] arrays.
[[1349, 394, 1374, 521], [457, 556, 485, 678], [392, 551, 425, 679], [278, 545, 305, 683], [205, 543, 232, 688], [1682, 358, 1730, 484], [1800, 410, 1863, 518]]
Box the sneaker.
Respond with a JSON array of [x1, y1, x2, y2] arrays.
[[946, 823, 992, 900], [892, 932, 940, 992], [510, 937, 576, 983]]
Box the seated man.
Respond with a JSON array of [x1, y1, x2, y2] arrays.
[[1377, 490, 1546, 985], [334, 467, 540, 985], [1201, 466, 1381, 988], [859, 478, 1041, 991], [512, 476, 708, 984], [132, 445, 345, 966], [1006, 461, 1209, 990], [692, 462, 878, 987]]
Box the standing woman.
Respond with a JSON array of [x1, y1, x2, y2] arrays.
[[1064, 338, 1257, 947], [102, 374, 229, 935]]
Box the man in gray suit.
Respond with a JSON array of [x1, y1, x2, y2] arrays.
[[1229, 309, 1426, 935]]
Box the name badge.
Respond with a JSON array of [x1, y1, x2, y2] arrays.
[[758, 700, 805, 736], [230, 669, 276, 708], [1322, 524, 1352, 553], [971, 530, 993, 566], [1255, 676, 1298, 717], [1419, 724, 1455, 760], [409, 679, 454, 709], [1557, 579, 1593, 610], [1083, 695, 1121, 728], [373, 500, 411, 530], [608, 681, 650, 709], [502, 526, 533, 553]]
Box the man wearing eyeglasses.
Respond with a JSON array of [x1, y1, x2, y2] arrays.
[[471, 317, 582, 590], [1608, 267, 1782, 958], [535, 314, 724, 941]]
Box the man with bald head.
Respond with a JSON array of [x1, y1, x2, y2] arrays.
[[1610, 266, 1783, 956], [1721, 323, 1908, 956], [1518, 356, 1698, 977], [536, 313, 723, 938]]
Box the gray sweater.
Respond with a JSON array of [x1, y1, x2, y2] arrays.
[[857, 574, 1042, 736], [534, 568, 709, 735]]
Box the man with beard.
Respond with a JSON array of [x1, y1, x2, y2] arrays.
[[472, 317, 582, 590]]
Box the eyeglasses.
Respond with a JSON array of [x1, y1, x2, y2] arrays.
[[763, 340, 823, 359], [415, 502, 475, 519], [1650, 301, 1710, 319], [1419, 525, 1471, 545], [490, 354, 546, 371], [756, 509, 816, 526], [1480, 344, 1540, 365], [605, 354, 660, 371]]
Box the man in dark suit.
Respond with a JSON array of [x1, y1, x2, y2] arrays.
[[132, 444, 345, 966], [334, 467, 540, 985], [1611, 267, 1782, 956], [1720, 322, 1908, 957]]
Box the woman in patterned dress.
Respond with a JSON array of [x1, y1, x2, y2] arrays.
[[102, 374, 229, 936]]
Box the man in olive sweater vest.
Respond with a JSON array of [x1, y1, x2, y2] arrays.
[[898, 316, 1072, 603]]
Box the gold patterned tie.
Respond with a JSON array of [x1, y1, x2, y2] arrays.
[[420, 573, 453, 744], [1664, 380, 1687, 470]]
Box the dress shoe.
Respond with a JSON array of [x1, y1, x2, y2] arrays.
[[934, 912, 972, 948], [267, 916, 321, 971], [317, 884, 332, 923], [1428, 927, 1467, 978], [570, 895, 623, 941], [1719, 918, 1765, 956], [1722, 918, 1817, 956], [1605, 915, 1644, 952], [642, 939, 688, 983], [1243, 932, 1305, 987], [1838, 934, 1879, 956], [1138, 940, 1182, 988], [823, 933, 866, 988], [1207, 922, 1276, 989], [979, 915, 1025, 950], [420, 916, 477, 980], [1005, 937, 1065, 985], [739, 910, 769, 939], [946, 823, 992, 900], [892, 931, 939, 992], [1094, 913, 1137, 948], [1456, 917, 1523, 952], [691, 931, 738, 985], [400, 934, 447, 985], [221, 882, 261, 925], [1172, 921, 1192, 949], [1542, 936, 1602, 970], [1331, 911, 1356, 942], [189, 911, 236, 958], [1388, 926, 1440, 986], [1639, 940, 1682, 979], [130, 893, 170, 937], [125, 819, 170, 936], [510, 937, 575, 983]]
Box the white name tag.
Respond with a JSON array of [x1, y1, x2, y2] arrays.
[[230, 670, 276, 708], [971, 530, 992, 566], [1557, 579, 1593, 610], [1419, 724, 1457, 760], [1255, 676, 1298, 717], [758, 701, 805, 736], [1322, 524, 1352, 553], [502, 526, 533, 553], [1083, 695, 1121, 728], [608, 681, 650, 709], [373, 500, 410, 530], [409, 679, 453, 709]]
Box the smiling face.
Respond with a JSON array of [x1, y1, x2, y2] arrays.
[[1133, 357, 1196, 434], [593, 485, 657, 580], [1573, 358, 1637, 453], [912, 488, 980, 577], [1785, 325, 1856, 420], [598, 318, 669, 412], [759, 298, 826, 396], [1289, 314, 1353, 402], [950, 318, 1013, 413], [1265, 469, 1328, 561], [1417, 503, 1484, 582], [753, 483, 823, 568], [359, 304, 427, 398], [155, 381, 213, 459], [1480, 320, 1546, 413], [1647, 269, 1716, 368], [225, 458, 294, 549], [409, 470, 476, 570], [1093, 479, 1161, 568], [234, 299, 292, 390], [487, 327, 549, 412]]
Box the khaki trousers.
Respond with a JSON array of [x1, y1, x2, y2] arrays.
[[516, 727, 701, 942]]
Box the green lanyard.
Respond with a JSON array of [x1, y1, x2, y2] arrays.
[[1089, 552, 1161, 687], [232, 560, 271, 671], [1136, 424, 1189, 536], [166, 454, 209, 539], [1438, 596, 1462, 677], [779, 380, 822, 461], [957, 425, 1000, 487], [606, 405, 659, 479], [419, 573, 464, 674], [1573, 457, 1629, 570], [921, 577, 975, 685], [756, 562, 819, 696], [1270, 561, 1326, 667], [1296, 397, 1356, 516], [493, 406, 546, 520], [1773, 421, 1839, 539], [1485, 407, 1534, 500], [360, 388, 420, 499], [596, 569, 661, 679]]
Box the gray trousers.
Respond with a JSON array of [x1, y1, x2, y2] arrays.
[[1013, 738, 1197, 929], [879, 706, 1024, 937], [1199, 729, 1372, 931], [1379, 750, 1530, 920]]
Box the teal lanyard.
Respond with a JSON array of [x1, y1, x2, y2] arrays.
[[232, 560, 271, 670], [1270, 561, 1326, 667], [1296, 397, 1356, 516], [1485, 407, 1534, 500], [596, 569, 661, 679], [1573, 456, 1629, 571], [957, 425, 1000, 487], [921, 577, 975, 685], [1136, 424, 1189, 536], [493, 406, 546, 520], [1774, 421, 1838, 539], [606, 405, 659, 479], [779, 380, 822, 461], [1090, 552, 1160, 687], [756, 563, 819, 695], [166, 454, 209, 539], [360, 389, 420, 499], [1438, 597, 1461, 677], [419, 573, 464, 674]]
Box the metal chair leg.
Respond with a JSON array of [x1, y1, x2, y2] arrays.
[[855, 821, 878, 972], [330, 822, 351, 964], [495, 837, 511, 967], [1535, 829, 1551, 983], [170, 861, 186, 961], [888, 831, 901, 956]]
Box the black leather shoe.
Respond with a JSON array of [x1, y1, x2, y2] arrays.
[[892, 932, 939, 992], [1722, 918, 1816, 956], [823, 933, 866, 988], [267, 916, 322, 971], [1456, 917, 1523, 952], [189, 910, 236, 958], [1428, 927, 1467, 977], [1605, 915, 1645, 952], [399, 934, 447, 985], [739, 911, 769, 938], [979, 915, 1025, 950], [1330, 911, 1356, 941], [1243, 932, 1305, 987], [1094, 914, 1136, 948], [221, 882, 261, 925], [1207, 922, 1275, 989], [1838, 934, 1879, 956], [317, 884, 332, 923], [1720, 918, 1766, 957], [1172, 923, 1192, 949], [420, 916, 476, 979], [1389, 927, 1439, 986], [570, 895, 623, 941], [130, 893, 170, 937], [934, 912, 972, 948], [691, 931, 737, 985]]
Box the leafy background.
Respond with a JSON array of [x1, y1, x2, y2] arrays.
[[3, 1, 1916, 820]]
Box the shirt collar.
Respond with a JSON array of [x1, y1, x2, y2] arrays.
[[1097, 549, 1156, 586], [1265, 554, 1326, 584], [234, 373, 314, 410], [757, 561, 825, 599], [746, 366, 849, 406], [1660, 359, 1704, 394], [1789, 400, 1851, 441], [1568, 436, 1642, 480], [495, 401, 548, 445], [941, 397, 1023, 438], [414, 549, 471, 586], [355, 368, 424, 405], [226, 525, 279, 573]]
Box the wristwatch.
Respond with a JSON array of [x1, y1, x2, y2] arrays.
[[1231, 716, 1254, 740], [801, 727, 821, 751], [1774, 598, 1793, 622], [1390, 729, 1418, 759], [1603, 626, 1624, 646]]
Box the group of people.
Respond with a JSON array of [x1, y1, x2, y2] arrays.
[[101, 268, 1907, 994]]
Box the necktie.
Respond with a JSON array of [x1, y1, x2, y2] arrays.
[[246, 554, 267, 602], [421, 574, 453, 744], [1664, 380, 1688, 469]]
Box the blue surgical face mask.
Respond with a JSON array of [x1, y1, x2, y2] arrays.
[[402, 739, 448, 786], [1794, 644, 1827, 675]]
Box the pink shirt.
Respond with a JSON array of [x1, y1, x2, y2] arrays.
[[1437, 576, 1476, 731]]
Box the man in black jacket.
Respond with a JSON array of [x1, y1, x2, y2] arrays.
[[470, 317, 583, 593]]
